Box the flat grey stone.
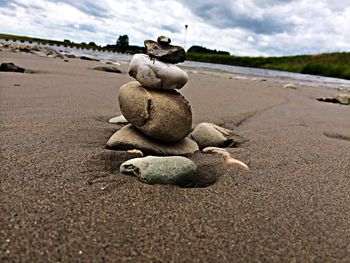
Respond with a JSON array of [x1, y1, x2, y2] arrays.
[[106, 124, 199, 156], [128, 54, 188, 90], [120, 156, 198, 186], [144, 40, 185, 64]]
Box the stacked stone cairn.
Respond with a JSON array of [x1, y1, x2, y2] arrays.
[[106, 36, 200, 185], [107, 36, 199, 156]]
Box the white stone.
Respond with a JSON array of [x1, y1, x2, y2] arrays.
[[108, 115, 128, 124], [128, 54, 188, 90]]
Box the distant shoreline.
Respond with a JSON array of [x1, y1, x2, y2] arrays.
[[0, 33, 117, 52], [1, 32, 350, 81]]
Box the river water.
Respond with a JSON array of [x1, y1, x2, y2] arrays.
[[2, 39, 350, 90]]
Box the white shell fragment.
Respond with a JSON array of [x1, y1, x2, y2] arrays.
[[126, 149, 144, 156], [202, 147, 249, 170], [108, 115, 128, 124]]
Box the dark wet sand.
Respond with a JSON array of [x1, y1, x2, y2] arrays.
[[1, 51, 349, 262]]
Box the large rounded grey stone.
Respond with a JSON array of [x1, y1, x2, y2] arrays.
[[106, 124, 199, 156], [118, 81, 192, 142], [191, 122, 232, 149], [120, 156, 197, 186], [128, 54, 188, 90]]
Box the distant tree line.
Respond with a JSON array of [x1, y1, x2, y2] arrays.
[[187, 45, 230, 55], [104, 35, 145, 53]]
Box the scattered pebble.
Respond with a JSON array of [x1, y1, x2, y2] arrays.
[[191, 122, 233, 148], [157, 35, 171, 45], [106, 61, 121, 66], [93, 66, 121, 73], [283, 83, 297, 89], [80, 56, 99, 61], [0, 62, 25, 73], [335, 94, 350, 105], [317, 94, 350, 105]]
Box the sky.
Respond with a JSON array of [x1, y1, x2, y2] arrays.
[[0, 0, 349, 56]]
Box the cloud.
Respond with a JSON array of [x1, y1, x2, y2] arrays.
[[161, 24, 181, 34], [47, 0, 110, 18], [0, 0, 10, 7], [0, 0, 349, 56], [179, 0, 295, 34]]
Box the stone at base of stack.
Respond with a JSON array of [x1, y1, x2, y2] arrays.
[[107, 125, 198, 156]]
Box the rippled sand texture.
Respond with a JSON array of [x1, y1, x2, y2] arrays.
[[1, 51, 350, 262]]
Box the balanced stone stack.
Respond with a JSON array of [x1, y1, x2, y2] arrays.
[[107, 36, 199, 155]]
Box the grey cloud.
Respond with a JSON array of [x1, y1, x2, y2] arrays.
[[161, 24, 181, 33], [179, 0, 295, 34], [77, 24, 97, 33], [65, 23, 97, 33], [47, 0, 110, 18], [0, 0, 10, 7], [2, 0, 44, 11]]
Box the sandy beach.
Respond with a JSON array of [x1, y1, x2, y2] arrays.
[[1, 51, 350, 262]]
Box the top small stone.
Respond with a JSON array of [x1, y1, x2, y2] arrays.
[[144, 39, 185, 64], [157, 36, 171, 45]]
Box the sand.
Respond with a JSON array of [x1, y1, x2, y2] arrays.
[[1, 51, 349, 262]]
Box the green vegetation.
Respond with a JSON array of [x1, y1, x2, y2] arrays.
[[186, 51, 350, 80], [187, 45, 230, 55], [116, 35, 129, 52]]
